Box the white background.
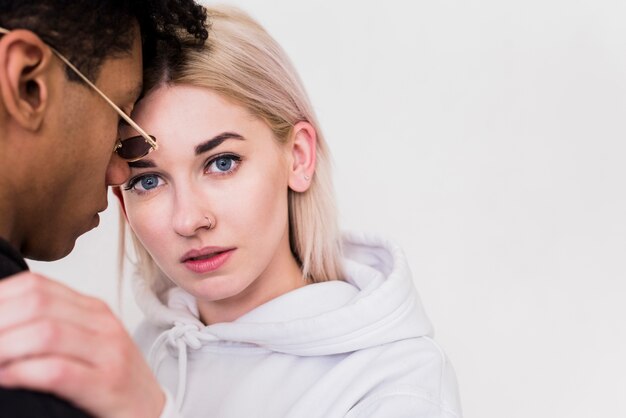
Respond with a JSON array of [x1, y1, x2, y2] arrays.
[[31, 1, 626, 417]]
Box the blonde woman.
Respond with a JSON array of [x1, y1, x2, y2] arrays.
[[115, 6, 461, 418]]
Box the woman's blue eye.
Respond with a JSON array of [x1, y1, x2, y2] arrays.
[[124, 174, 163, 193], [206, 155, 241, 174], [140, 175, 159, 190], [215, 157, 233, 171]]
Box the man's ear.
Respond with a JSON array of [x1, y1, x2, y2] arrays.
[[112, 186, 129, 219], [0, 29, 54, 131], [287, 121, 317, 193]]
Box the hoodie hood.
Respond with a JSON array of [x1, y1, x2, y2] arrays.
[[134, 232, 434, 410]]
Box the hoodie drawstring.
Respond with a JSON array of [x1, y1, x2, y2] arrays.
[[148, 323, 219, 411]]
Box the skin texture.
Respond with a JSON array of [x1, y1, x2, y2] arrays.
[[0, 27, 165, 417], [119, 85, 317, 324]]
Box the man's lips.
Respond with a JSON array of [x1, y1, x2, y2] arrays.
[[90, 202, 107, 229]]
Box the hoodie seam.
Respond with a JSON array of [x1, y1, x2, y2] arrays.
[[246, 295, 420, 354], [349, 385, 460, 418], [422, 335, 453, 411]]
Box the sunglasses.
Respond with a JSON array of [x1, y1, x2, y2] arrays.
[[0, 26, 158, 162]]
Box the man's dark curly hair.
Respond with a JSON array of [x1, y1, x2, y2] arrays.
[[0, 0, 208, 82]]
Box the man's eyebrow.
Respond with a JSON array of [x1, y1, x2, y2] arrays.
[[128, 159, 156, 168], [195, 132, 245, 155]]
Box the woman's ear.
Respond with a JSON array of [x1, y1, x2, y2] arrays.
[[0, 30, 54, 131], [112, 186, 128, 219], [288, 121, 317, 193]]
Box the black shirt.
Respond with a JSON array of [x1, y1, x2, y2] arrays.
[[0, 238, 27, 277], [0, 237, 91, 418]]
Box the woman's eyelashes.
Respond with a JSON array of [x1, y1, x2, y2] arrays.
[[124, 153, 243, 194]]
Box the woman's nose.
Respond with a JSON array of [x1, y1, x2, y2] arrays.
[[171, 188, 214, 237]]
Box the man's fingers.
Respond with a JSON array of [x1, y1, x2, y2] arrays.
[[0, 272, 115, 335], [0, 272, 97, 309], [0, 288, 110, 334], [0, 319, 102, 367], [0, 356, 97, 408]]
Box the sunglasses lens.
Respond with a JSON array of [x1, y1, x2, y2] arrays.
[[116, 135, 156, 161]]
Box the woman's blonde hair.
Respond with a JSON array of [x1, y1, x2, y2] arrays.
[[121, 6, 343, 295]]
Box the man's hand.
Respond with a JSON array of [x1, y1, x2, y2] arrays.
[[0, 272, 165, 418]]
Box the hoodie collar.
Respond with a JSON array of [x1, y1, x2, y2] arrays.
[[135, 232, 434, 353]]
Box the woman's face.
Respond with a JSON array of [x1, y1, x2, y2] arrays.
[[120, 85, 305, 322]]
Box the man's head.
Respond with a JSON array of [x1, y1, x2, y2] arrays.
[[0, 0, 208, 261]]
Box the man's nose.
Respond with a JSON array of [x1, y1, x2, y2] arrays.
[[105, 153, 131, 186]]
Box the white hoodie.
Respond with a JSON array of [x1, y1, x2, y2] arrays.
[[134, 233, 462, 418]]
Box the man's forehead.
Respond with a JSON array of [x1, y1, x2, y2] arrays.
[[97, 34, 143, 102]]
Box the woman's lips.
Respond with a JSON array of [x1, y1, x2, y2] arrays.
[[182, 248, 235, 274]]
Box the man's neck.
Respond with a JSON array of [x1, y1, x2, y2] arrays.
[[0, 150, 22, 251], [0, 125, 33, 255]]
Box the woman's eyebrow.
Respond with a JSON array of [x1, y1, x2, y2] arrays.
[[195, 132, 245, 155], [127, 132, 245, 169]]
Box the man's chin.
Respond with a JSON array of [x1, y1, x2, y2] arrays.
[[23, 214, 100, 261], [24, 240, 77, 262], [22, 228, 84, 261]]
